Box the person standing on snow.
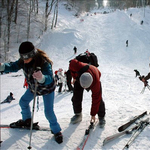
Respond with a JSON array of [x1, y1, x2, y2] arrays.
[[54, 70, 59, 86], [64, 69, 74, 92], [73, 46, 77, 54], [126, 40, 128, 47], [57, 68, 65, 93], [0, 41, 63, 144], [69, 59, 106, 127]]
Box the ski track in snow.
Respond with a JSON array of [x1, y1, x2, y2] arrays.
[[1, 3, 150, 150]]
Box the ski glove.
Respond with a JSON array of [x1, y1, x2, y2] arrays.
[[32, 70, 45, 84], [91, 116, 96, 122], [0, 63, 5, 71]]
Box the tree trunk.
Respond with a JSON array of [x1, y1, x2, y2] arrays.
[[7, 0, 15, 52], [27, 0, 32, 40], [54, 0, 58, 28], [14, 0, 18, 24], [44, 0, 55, 31], [36, 0, 38, 14]]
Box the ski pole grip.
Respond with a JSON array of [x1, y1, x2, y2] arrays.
[[33, 67, 41, 83], [35, 67, 41, 72]]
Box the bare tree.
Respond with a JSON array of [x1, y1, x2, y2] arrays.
[[0, 20, 1, 39], [14, 0, 18, 24], [1, 0, 5, 7], [44, 0, 55, 31], [35, 0, 39, 14], [27, 0, 32, 40], [0, 0, 60, 61], [6, 0, 16, 52], [27, 0, 40, 40], [51, 0, 58, 29], [32, 0, 39, 14]]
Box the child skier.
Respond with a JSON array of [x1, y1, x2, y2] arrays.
[[0, 41, 63, 144], [0, 92, 15, 104]]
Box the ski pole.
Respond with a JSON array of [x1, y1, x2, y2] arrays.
[[28, 79, 38, 149], [122, 122, 142, 150], [123, 118, 149, 150], [28, 67, 41, 149]]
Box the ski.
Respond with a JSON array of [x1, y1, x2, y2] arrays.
[[123, 118, 150, 150], [0, 124, 50, 131], [76, 121, 97, 150], [118, 111, 147, 132], [103, 123, 140, 146]]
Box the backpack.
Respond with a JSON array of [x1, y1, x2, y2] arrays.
[[75, 51, 99, 67]]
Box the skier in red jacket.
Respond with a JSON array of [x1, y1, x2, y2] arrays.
[[69, 59, 106, 127]]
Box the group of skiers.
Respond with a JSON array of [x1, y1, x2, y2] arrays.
[[54, 68, 74, 93], [0, 41, 149, 145]]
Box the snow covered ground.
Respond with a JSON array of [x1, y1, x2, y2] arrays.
[[1, 3, 150, 150]]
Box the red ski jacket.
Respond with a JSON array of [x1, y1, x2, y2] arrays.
[[69, 59, 102, 116]]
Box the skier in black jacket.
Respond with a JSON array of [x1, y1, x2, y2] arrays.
[[65, 69, 73, 92]]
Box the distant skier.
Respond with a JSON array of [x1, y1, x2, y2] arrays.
[[54, 70, 59, 86], [57, 68, 65, 93], [141, 20, 143, 25], [64, 69, 73, 92], [141, 67, 150, 84], [73, 46, 77, 54], [0, 92, 15, 104], [126, 40, 128, 47], [85, 49, 90, 56]]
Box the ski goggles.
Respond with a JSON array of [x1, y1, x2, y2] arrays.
[[20, 49, 37, 60]]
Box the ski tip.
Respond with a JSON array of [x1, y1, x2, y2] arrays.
[[118, 127, 123, 132], [27, 146, 32, 149]]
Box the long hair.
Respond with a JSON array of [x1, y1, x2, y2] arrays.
[[33, 49, 53, 69], [18, 48, 53, 71]]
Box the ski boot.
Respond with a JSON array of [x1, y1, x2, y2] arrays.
[[99, 117, 106, 128], [70, 113, 82, 124], [10, 118, 40, 130], [54, 132, 63, 144]]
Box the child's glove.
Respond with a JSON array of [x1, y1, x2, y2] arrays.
[[0, 63, 5, 71], [33, 70, 45, 83]]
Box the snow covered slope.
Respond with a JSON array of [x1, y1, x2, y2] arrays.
[[1, 3, 150, 150]]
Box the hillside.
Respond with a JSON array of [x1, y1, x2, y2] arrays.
[[1, 3, 150, 150]]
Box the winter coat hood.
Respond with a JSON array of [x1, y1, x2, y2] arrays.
[[69, 59, 85, 79]]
